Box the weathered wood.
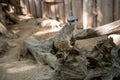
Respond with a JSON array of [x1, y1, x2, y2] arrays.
[[96, 0, 103, 26], [24, 17, 78, 69], [45, 3, 50, 18], [6, 0, 21, 13], [58, 2, 65, 23], [20, 0, 26, 14], [5, 10, 19, 24], [0, 22, 8, 34], [87, 0, 94, 28], [72, 0, 82, 19], [34, 0, 42, 17], [83, 0, 89, 29], [18, 0, 120, 27], [24, 0, 30, 15], [72, 0, 83, 29], [47, 3, 57, 19], [83, 0, 97, 29], [52, 37, 120, 80], [24, 36, 57, 69], [45, 0, 64, 3], [0, 66, 6, 80], [42, 0, 64, 19], [42, 2, 60, 19], [29, 0, 36, 17], [0, 3, 18, 25], [114, 0, 120, 21], [104, 0, 113, 24], [75, 20, 120, 40], [54, 3, 59, 20], [0, 41, 8, 55], [92, 0, 97, 27], [1, 0, 21, 14], [41, 1, 47, 18], [0, 22, 18, 39], [88, 0, 93, 28], [108, 34, 120, 47], [64, 0, 72, 22], [0, 4, 6, 25], [35, 18, 61, 29]]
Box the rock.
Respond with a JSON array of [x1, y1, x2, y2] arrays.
[[35, 18, 61, 29]]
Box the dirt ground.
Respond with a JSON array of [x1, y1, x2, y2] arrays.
[[0, 16, 106, 80]]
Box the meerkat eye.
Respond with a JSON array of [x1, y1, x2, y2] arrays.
[[71, 20, 75, 22], [68, 20, 75, 23], [76, 18, 78, 21]]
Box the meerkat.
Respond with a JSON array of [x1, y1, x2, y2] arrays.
[[54, 16, 78, 52]]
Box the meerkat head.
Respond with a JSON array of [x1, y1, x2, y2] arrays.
[[67, 16, 78, 25]]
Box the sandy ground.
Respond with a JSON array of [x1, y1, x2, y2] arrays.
[[0, 17, 54, 80], [0, 16, 106, 80]]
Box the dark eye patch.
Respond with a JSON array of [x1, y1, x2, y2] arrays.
[[76, 18, 78, 21], [68, 20, 75, 23], [68, 18, 78, 23]]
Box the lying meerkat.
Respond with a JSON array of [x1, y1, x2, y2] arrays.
[[54, 16, 78, 52]]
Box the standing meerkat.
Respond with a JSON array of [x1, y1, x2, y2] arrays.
[[54, 16, 78, 52]]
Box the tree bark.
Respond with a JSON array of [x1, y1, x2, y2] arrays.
[[24, 36, 57, 69], [83, 0, 89, 29], [114, 0, 120, 21], [75, 20, 120, 40], [29, 0, 36, 17], [34, 0, 42, 17], [0, 22, 17, 39], [96, 0, 103, 26], [104, 0, 114, 24], [64, 0, 72, 22], [5, 10, 19, 24]]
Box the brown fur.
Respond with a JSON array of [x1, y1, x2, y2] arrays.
[[54, 19, 78, 51]]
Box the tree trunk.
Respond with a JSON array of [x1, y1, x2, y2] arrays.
[[24, 36, 57, 69], [75, 20, 120, 40]]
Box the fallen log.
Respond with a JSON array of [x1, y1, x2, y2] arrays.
[[75, 20, 120, 40], [52, 38, 120, 80], [24, 18, 120, 80], [23, 16, 78, 69], [24, 36, 57, 69], [4, 10, 19, 24], [0, 3, 19, 25], [0, 22, 18, 38]]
